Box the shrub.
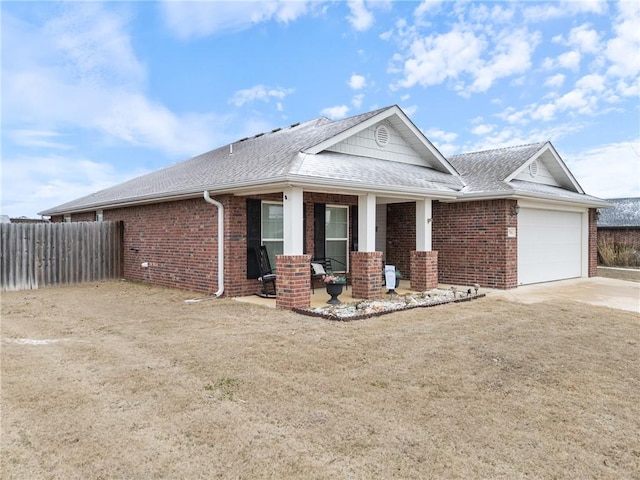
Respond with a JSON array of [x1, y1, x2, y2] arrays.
[[598, 237, 640, 267]]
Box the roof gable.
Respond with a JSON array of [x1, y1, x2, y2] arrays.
[[504, 142, 584, 193], [304, 105, 458, 176]]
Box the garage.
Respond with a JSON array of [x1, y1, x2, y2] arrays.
[[518, 207, 585, 285]]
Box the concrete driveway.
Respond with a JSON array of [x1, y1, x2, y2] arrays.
[[488, 277, 640, 314]]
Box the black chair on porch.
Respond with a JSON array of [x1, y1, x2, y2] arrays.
[[251, 246, 277, 298], [310, 257, 348, 293]]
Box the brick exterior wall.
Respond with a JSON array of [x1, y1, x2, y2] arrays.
[[350, 251, 383, 300], [386, 202, 415, 278], [275, 255, 312, 309], [433, 199, 518, 289], [50, 194, 600, 295], [105, 199, 219, 293], [410, 250, 438, 291]]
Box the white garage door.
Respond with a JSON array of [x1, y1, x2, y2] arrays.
[[518, 208, 583, 285]]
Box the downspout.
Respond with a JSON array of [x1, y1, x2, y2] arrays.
[[203, 191, 224, 297]]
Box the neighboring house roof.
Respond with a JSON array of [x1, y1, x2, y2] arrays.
[[449, 142, 609, 207], [597, 198, 640, 227], [39, 105, 609, 216]]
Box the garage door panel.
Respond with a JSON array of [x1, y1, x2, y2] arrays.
[[518, 208, 583, 285]]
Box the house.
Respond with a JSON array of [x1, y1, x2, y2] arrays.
[[597, 197, 640, 267], [40, 105, 610, 309]]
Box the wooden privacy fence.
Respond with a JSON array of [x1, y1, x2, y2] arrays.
[[1, 221, 123, 292]]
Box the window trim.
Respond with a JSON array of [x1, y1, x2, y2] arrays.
[[261, 200, 284, 262], [325, 204, 349, 272]]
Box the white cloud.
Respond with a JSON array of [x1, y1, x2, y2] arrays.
[[414, 0, 445, 18], [320, 105, 350, 119], [229, 85, 294, 107], [426, 128, 457, 143], [544, 73, 565, 88], [161, 1, 312, 39], [565, 140, 640, 198], [522, 0, 608, 22], [351, 94, 364, 109], [557, 50, 581, 70], [1, 154, 149, 218], [468, 28, 540, 93], [401, 104, 418, 116], [397, 27, 486, 88], [348, 74, 367, 90], [8, 130, 72, 150], [576, 74, 605, 92], [471, 124, 494, 135], [346, 0, 374, 31], [530, 103, 557, 122], [2, 4, 228, 158], [605, 1, 640, 79], [567, 24, 601, 54]]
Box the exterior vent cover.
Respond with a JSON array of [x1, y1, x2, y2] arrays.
[[529, 160, 538, 178], [375, 125, 390, 147]]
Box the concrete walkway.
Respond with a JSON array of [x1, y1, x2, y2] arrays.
[[488, 277, 640, 314]]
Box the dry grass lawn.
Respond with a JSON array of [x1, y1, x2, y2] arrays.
[[2, 281, 639, 479]]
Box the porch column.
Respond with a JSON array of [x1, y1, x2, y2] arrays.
[[350, 251, 383, 300], [283, 186, 304, 255], [416, 199, 432, 251], [276, 254, 312, 309], [357, 194, 376, 252], [410, 251, 438, 291]]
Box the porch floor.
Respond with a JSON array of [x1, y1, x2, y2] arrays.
[[233, 280, 415, 309]]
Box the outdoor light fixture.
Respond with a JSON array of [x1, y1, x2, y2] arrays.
[[595, 209, 601, 220], [511, 205, 520, 216]]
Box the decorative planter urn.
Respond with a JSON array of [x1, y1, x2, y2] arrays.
[[325, 283, 344, 304]]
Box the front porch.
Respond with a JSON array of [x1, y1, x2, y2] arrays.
[[235, 279, 416, 309], [271, 250, 438, 309]]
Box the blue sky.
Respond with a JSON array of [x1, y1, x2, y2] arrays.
[[2, 0, 639, 218]]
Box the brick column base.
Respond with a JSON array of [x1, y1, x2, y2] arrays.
[[276, 254, 311, 310], [350, 251, 383, 300], [410, 250, 438, 291]]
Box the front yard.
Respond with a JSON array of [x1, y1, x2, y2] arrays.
[[2, 281, 638, 479]]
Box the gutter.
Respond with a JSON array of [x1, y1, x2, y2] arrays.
[[203, 191, 224, 297]]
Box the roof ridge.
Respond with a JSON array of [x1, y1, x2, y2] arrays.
[[452, 141, 547, 157], [227, 106, 396, 148]]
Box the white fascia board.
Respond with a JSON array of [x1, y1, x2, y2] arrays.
[[443, 190, 611, 208], [283, 175, 459, 199], [38, 191, 205, 216]]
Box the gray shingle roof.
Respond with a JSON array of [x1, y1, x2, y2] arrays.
[[39, 107, 609, 215], [598, 198, 640, 227], [449, 142, 546, 193], [40, 106, 463, 215]]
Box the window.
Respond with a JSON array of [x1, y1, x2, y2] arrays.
[[325, 205, 348, 271], [95, 210, 104, 222], [261, 202, 283, 262], [63, 215, 71, 223]]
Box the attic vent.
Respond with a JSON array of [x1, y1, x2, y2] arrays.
[[529, 160, 539, 178], [375, 124, 390, 147]]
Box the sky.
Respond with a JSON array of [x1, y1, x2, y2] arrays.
[[1, 0, 639, 218]]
